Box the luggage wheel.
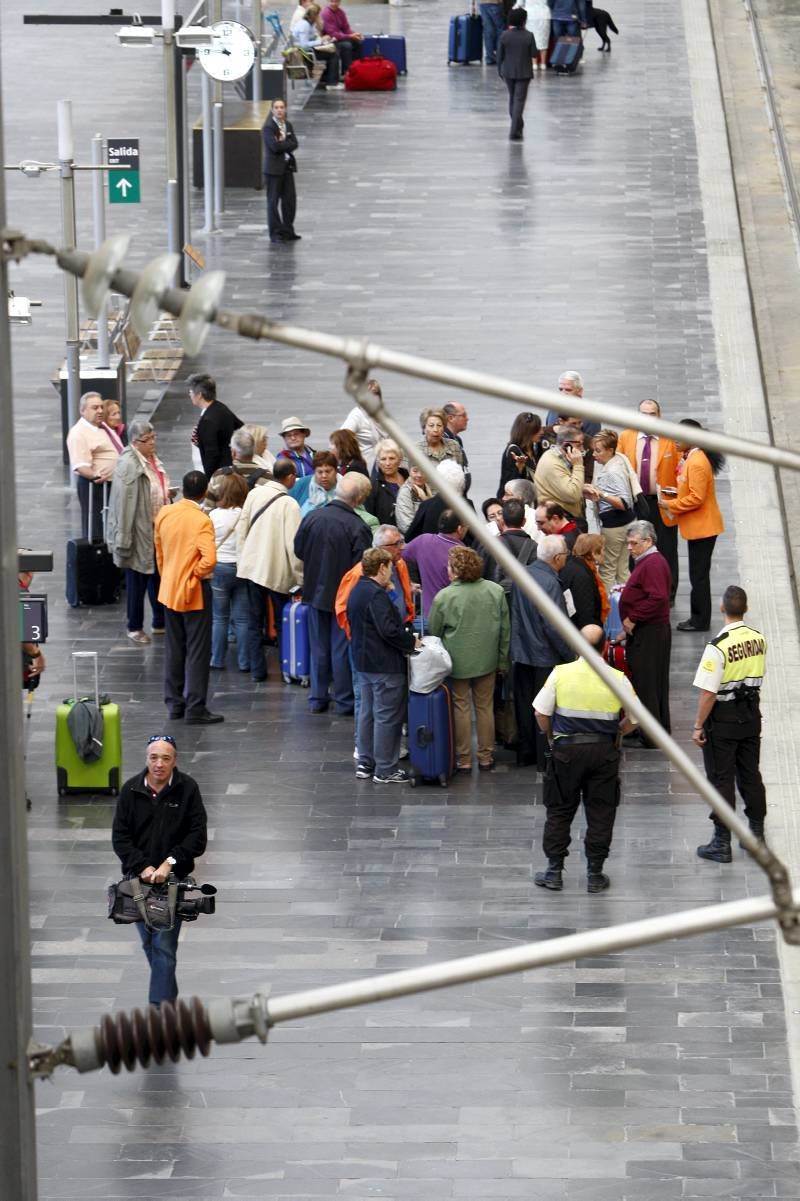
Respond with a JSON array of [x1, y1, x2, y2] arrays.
[[300, 677, 310, 688], [282, 672, 291, 685], [438, 774, 448, 787]]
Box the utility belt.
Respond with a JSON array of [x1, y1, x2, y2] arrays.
[[712, 685, 761, 723], [553, 733, 616, 746]]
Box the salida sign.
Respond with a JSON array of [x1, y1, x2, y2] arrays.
[[107, 138, 140, 204]]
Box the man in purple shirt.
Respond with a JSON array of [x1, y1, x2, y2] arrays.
[[401, 511, 466, 625], [619, 519, 672, 747], [321, 0, 363, 73]]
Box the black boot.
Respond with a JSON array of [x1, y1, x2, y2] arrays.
[[740, 819, 765, 849], [586, 860, 610, 893], [534, 860, 563, 891], [697, 828, 732, 863]]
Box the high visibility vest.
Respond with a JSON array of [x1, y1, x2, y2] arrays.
[[552, 658, 625, 738], [711, 623, 767, 703]]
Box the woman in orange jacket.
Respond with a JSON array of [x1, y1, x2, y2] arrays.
[[659, 419, 725, 632]]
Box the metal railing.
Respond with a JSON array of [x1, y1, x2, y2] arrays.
[[6, 232, 800, 1082]]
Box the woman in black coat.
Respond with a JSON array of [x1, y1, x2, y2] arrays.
[[367, 439, 408, 526], [497, 411, 543, 497], [558, 533, 608, 629]]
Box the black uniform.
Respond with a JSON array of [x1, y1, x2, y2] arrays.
[[694, 622, 767, 832]]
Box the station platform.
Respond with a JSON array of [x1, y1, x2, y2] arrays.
[[2, 0, 800, 1197]]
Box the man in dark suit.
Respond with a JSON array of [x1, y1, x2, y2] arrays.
[[263, 99, 300, 244], [497, 8, 536, 141], [188, 373, 243, 479]]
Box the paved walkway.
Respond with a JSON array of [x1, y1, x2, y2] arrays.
[[2, 0, 799, 1197]]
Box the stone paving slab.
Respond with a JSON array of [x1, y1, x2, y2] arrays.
[[1, 0, 799, 1197]]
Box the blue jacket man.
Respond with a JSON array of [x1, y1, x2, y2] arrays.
[[347, 547, 417, 785], [510, 534, 574, 768], [294, 476, 372, 713]]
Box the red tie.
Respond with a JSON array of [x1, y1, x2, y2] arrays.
[[639, 436, 652, 492]]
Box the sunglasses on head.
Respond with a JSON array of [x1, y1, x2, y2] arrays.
[[148, 734, 177, 748]]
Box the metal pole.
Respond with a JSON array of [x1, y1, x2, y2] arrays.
[[0, 31, 40, 1199], [56, 886, 800, 1076], [212, 101, 224, 223], [57, 100, 80, 431], [181, 55, 191, 262], [90, 134, 109, 368], [162, 0, 181, 282], [44, 245, 800, 476], [201, 70, 215, 234], [212, 0, 225, 218], [251, 0, 262, 102]]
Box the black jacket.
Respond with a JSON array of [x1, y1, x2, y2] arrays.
[[263, 118, 298, 177], [367, 468, 408, 526], [484, 528, 537, 588], [559, 555, 602, 628], [294, 499, 372, 611], [112, 767, 207, 879], [497, 27, 536, 78], [347, 577, 416, 674], [510, 558, 574, 667], [405, 494, 476, 544], [196, 400, 243, 478]]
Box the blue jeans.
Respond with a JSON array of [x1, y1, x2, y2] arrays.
[[349, 643, 362, 753], [479, 2, 504, 61], [357, 672, 407, 776], [308, 607, 353, 712], [210, 563, 249, 669], [553, 17, 581, 39], [137, 919, 182, 1006], [126, 568, 164, 633]]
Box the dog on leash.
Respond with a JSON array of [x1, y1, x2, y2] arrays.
[[591, 7, 619, 51]]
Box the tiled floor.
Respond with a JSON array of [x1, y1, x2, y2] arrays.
[[2, 0, 798, 1197]]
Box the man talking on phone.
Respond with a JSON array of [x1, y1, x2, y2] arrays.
[[534, 428, 587, 527]]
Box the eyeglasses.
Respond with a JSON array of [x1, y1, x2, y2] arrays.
[[384, 540, 404, 548], [148, 734, 177, 748], [558, 385, 574, 392]]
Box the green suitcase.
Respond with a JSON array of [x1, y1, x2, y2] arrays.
[[56, 651, 122, 796]]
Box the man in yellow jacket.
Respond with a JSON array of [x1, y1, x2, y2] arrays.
[[533, 625, 638, 893], [155, 471, 221, 725]]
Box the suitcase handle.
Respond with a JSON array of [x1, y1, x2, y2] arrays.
[[72, 651, 100, 707], [88, 480, 110, 544]]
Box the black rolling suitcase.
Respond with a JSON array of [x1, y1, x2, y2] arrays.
[[551, 35, 583, 74], [66, 482, 121, 608]]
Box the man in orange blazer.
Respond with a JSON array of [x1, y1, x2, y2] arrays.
[[617, 399, 679, 601], [155, 470, 221, 724]]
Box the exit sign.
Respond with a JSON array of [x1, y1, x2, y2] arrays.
[[108, 138, 140, 204]]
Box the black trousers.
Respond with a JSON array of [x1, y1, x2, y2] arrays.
[[266, 171, 297, 239], [335, 37, 360, 74], [76, 476, 105, 541], [687, 535, 717, 630], [542, 741, 621, 865], [642, 494, 678, 600], [505, 78, 530, 138], [625, 622, 671, 745], [513, 662, 551, 769], [163, 581, 212, 715], [702, 711, 766, 829]]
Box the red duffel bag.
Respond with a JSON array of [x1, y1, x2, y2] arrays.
[[344, 55, 397, 91]]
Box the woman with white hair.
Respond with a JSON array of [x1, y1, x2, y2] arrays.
[[244, 423, 275, 471], [368, 438, 408, 525], [404, 459, 469, 542]]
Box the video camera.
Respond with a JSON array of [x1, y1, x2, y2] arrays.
[[173, 877, 217, 922]]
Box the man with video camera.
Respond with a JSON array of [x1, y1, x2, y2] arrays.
[[112, 735, 208, 1007]]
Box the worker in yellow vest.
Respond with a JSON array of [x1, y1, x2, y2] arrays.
[[692, 585, 768, 863], [533, 624, 639, 893]]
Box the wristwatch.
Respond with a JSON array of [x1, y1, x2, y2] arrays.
[[167, 856, 177, 866]]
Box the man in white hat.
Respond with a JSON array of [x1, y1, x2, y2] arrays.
[[276, 416, 315, 478]]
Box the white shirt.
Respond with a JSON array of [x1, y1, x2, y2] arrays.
[[211, 507, 242, 565], [692, 620, 743, 694], [635, 431, 659, 496]]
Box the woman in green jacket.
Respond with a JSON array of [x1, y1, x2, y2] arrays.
[[428, 546, 510, 773]]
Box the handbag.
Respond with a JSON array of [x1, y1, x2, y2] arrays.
[[408, 636, 452, 694], [619, 454, 651, 520], [107, 876, 179, 931]]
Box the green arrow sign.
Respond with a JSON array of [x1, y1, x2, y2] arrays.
[[107, 138, 141, 205]]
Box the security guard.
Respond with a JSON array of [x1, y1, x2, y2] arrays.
[[692, 585, 767, 863], [533, 624, 638, 893]]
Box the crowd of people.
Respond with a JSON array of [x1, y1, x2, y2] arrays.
[[65, 364, 770, 892]]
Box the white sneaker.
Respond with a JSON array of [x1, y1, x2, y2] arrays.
[[127, 630, 152, 646]]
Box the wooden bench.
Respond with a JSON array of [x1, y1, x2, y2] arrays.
[[192, 100, 272, 190]]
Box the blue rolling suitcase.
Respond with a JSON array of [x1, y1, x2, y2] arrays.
[[361, 34, 407, 74], [281, 602, 311, 687], [551, 35, 583, 73], [408, 685, 456, 787], [604, 585, 624, 643], [448, 13, 482, 64]]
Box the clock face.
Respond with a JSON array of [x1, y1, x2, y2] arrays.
[[198, 21, 256, 81]]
